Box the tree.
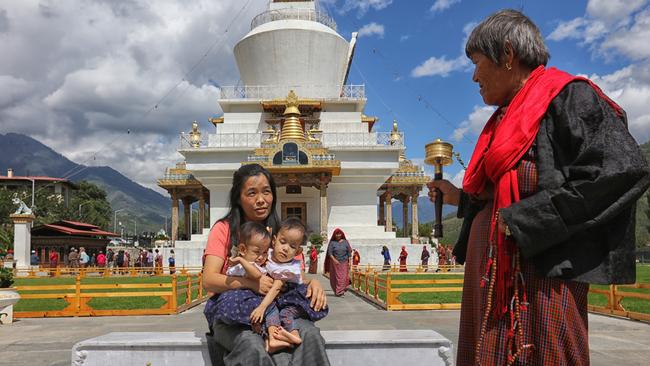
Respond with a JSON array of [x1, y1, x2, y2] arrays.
[[70, 181, 112, 229]]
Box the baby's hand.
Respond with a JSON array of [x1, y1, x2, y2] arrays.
[[228, 256, 241, 266], [250, 306, 266, 324]]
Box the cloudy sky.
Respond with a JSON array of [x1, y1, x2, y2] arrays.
[[1, 0, 649, 193]]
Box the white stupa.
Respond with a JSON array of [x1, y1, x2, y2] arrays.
[[162, 1, 431, 269]]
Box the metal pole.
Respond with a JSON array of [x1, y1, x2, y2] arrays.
[[31, 179, 35, 208], [114, 209, 125, 233]]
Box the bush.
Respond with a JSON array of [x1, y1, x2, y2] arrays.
[[308, 233, 324, 247], [0, 267, 14, 288]]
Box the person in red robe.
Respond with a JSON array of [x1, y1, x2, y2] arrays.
[[352, 249, 360, 267], [399, 246, 408, 272], [308, 245, 318, 274]]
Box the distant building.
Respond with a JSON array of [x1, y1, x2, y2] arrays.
[[31, 220, 119, 266], [0, 168, 78, 208]]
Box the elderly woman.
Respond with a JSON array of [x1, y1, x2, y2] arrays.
[[324, 228, 352, 297], [428, 9, 650, 366]]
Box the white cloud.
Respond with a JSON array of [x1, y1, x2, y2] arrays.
[[400, 34, 411, 42], [548, 1, 650, 60], [430, 0, 461, 13], [587, 64, 650, 143], [586, 0, 648, 24], [546, 1, 650, 142], [410, 21, 473, 78], [601, 9, 650, 60], [358, 22, 385, 38], [452, 105, 495, 141], [411, 55, 466, 78], [0, 0, 268, 193], [339, 0, 393, 17]]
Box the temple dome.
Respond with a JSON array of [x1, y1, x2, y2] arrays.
[[233, 2, 351, 98]]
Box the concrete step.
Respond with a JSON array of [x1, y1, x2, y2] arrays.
[[71, 330, 454, 366]]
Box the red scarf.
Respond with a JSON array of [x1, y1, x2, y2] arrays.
[[462, 66, 622, 317]]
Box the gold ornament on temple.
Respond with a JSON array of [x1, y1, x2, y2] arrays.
[[189, 121, 202, 148], [280, 90, 305, 141]]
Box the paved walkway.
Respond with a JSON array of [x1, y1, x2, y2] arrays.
[[1, 276, 650, 365]]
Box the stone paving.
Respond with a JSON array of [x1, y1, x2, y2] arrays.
[[1, 276, 650, 365]]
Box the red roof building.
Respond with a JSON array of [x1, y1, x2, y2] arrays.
[[31, 220, 119, 266]]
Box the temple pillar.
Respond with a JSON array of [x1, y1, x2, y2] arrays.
[[171, 190, 179, 242], [378, 194, 385, 226], [385, 191, 393, 232], [183, 198, 191, 239], [320, 183, 328, 237], [411, 191, 419, 243], [402, 196, 410, 237], [199, 192, 205, 235]]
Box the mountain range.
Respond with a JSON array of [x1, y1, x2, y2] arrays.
[[0, 133, 170, 233]]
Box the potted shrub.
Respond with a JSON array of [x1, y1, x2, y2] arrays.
[[0, 267, 20, 325]]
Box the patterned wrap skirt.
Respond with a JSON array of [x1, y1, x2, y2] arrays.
[[204, 283, 328, 329], [456, 151, 590, 366]]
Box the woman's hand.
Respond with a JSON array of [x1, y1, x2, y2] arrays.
[[253, 275, 274, 295], [331, 256, 340, 265], [306, 279, 327, 311], [427, 179, 461, 206]]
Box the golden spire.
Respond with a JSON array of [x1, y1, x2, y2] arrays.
[[390, 119, 401, 145], [280, 90, 305, 141]]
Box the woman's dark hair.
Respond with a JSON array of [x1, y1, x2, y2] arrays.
[[218, 164, 279, 256], [239, 221, 272, 247], [277, 217, 307, 246], [465, 9, 549, 69]]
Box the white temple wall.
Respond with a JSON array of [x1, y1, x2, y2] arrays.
[[206, 184, 231, 227], [318, 111, 361, 125], [218, 112, 265, 133], [327, 183, 378, 227]]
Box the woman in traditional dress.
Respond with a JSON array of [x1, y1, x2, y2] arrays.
[[380, 246, 391, 271], [324, 228, 352, 297], [202, 164, 329, 365], [420, 245, 430, 272], [428, 9, 650, 365], [398, 246, 408, 272]]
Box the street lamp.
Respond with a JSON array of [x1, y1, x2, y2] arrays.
[[114, 209, 126, 233], [79, 201, 91, 219]]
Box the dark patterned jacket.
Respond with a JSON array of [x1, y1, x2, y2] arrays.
[[453, 81, 650, 285]]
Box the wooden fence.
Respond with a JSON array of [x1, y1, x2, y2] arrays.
[[349, 265, 465, 311], [13, 272, 207, 318], [350, 265, 650, 322], [588, 284, 650, 322], [13, 266, 203, 278]]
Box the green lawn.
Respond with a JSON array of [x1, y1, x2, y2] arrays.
[[13, 275, 203, 312], [351, 264, 650, 314]]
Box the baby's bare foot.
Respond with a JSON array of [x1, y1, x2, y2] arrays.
[[277, 327, 302, 345]]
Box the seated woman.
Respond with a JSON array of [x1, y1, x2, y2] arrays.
[[202, 164, 330, 366]]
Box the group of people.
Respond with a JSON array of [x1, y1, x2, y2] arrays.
[[199, 8, 650, 366]]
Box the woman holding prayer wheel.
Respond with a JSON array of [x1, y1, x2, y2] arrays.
[[427, 9, 650, 365]]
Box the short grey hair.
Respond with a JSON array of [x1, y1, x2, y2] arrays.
[[465, 9, 549, 69]]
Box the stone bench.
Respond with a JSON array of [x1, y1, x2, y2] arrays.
[[72, 330, 454, 366]]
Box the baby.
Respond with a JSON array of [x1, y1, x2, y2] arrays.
[[250, 217, 328, 353], [203, 221, 271, 329]]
